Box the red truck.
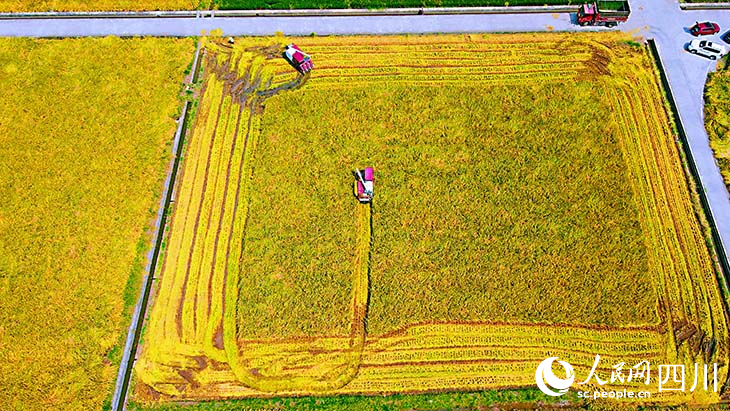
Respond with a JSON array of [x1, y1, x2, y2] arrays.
[[577, 1, 630, 28]]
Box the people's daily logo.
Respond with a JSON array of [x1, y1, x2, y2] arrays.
[[535, 357, 575, 396], [535, 354, 720, 399]]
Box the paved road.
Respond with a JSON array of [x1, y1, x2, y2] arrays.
[[0, 12, 586, 37]]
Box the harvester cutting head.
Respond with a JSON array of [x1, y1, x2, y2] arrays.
[[284, 44, 314, 74], [354, 167, 374, 203]]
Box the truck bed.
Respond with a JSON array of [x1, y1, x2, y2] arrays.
[[597, 0, 630, 13]]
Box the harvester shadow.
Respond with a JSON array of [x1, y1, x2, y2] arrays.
[[365, 200, 374, 337]]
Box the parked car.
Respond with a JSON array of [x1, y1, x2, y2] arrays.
[[690, 21, 720, 36], [687, 40, 727, 60]]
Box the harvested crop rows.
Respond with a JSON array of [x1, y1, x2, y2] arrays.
[[135, 34, 729, 406]]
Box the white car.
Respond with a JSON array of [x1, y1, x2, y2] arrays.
[[687, 39, 727, 60]]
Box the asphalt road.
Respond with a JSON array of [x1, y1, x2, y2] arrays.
[[0, 12, 585, 37]]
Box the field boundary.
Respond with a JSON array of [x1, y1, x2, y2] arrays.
[[0, 5, 575, 19], [111, 42, 203, 411], [646, 38, 730, 314]]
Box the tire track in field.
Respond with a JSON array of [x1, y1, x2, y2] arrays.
[[177, 68, 228, 341], [226, 125, 371, 392], [610, 85, 688, 342], [609, 79, 721, 363], [188, 51, 264, 342], [158, 74, 211, 342], [206, 102, 245, 351], [162, 68, 222, 342], [191, 94, 235, 341]]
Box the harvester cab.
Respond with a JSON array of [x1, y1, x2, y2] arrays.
[[284, 44, 314, 74], [354, 168, 374, 203]]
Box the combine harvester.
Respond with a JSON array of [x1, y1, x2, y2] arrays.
[[284, 44, 314, 74], [354, 168, 374, 204]]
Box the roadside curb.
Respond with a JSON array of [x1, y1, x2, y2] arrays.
[[646, 38, 730, 291], [680, 3, 730, 10], [0, 5, 575, 20], [110, 42, 203, 411]]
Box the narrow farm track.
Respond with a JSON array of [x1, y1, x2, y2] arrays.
[[203, 103, 246, 359], [132, 34, 730, 406]]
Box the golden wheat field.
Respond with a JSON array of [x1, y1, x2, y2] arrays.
[[134, 33, 728, 406], [0, 37, 193, 410]]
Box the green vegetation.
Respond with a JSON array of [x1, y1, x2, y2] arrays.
[[215, 0, 576, 10], [0, 37, 192, 411], [597, 0, 628, 11], [0, 0, 578, 12]]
